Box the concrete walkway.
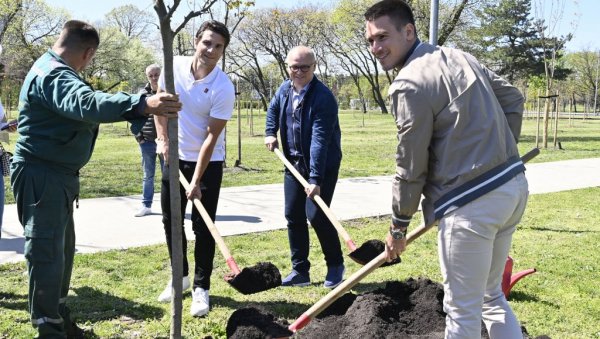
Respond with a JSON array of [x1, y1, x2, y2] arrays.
[[1, 157, 599, 264]]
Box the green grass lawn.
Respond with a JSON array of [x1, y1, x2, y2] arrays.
[[3, 111, 600, 204], [1, 187, 598, 338]]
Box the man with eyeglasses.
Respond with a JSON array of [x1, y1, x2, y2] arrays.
[[265, 46, 344, 289]]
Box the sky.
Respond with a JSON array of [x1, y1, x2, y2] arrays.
[[43, 0, 599, 52]]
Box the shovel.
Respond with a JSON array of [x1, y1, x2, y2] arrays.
[[273, 148, 399, 266], [178, 171, 281, 294]]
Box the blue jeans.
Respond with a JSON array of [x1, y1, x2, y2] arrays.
[[283, 165, 343, 274], [139, 141, 163, 208], [0, 164, 4, 236]]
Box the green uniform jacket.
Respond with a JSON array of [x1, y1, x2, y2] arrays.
[[13, 49, 146, 173]]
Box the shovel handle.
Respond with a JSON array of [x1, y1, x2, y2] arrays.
[[178, 171, 241, 275], [273, 148, 357, 252], [289, 221, 430, 332]]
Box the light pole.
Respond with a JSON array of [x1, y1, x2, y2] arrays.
[[594, 50, 599, 115], [429, 0, 439, 45]]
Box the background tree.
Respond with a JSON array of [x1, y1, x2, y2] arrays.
[[532, 0, 572, 148], [0, 0, 67, 107], [226, 5, 329, 110], [461, 0, 543, 83], [84, 26, 156, 92], [563, 50, 599, 114], [105, 4, 157, 43], [326, 0, 388, 113]]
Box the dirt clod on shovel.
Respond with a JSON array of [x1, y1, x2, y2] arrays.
[[225, 262, 282, 295], [349, 239, 400, 267], [227, 306, 292, 339]]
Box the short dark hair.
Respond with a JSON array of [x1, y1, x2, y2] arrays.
[[364, 0, 416, 33], [59, 20, 100, 51], [195, 20, 231, 48]]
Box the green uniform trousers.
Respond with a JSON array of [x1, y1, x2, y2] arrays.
[[11, 161, 79, 338]]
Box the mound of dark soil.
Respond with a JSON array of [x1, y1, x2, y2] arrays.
[[226, 277, 549, 339], [300, 278, 445, 338], [227, 306, 292, 339]]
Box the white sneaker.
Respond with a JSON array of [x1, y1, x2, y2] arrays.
[[190, 288, 210, 317], [157, 276, 191, 303], [134, 206, 152, 217]]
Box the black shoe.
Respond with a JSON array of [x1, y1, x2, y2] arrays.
[[66, 321, 86, 339]]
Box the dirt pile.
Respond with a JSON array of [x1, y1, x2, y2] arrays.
[[227, 306, 292, 339], [227, 277, 548, 338], [300, 278, 446, 338]]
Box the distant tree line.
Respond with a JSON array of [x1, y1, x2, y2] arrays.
[[1, 0, 598, 121]]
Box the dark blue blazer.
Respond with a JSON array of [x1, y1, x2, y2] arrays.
[[265, 76, 342, 185]]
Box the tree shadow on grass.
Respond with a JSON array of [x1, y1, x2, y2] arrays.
[[527, 226, 599, 233], [69, 286, 164, 323], [0, 291, 28, 311]]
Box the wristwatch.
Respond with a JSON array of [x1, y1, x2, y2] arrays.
[[390, 227, 407, 240]]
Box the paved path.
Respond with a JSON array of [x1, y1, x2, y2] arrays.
[[2, 158, 599, 264]]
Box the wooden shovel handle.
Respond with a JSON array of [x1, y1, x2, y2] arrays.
[[178, 171, 240, 275], [273, 148, 357, 251], [289, 221, 430, 332]]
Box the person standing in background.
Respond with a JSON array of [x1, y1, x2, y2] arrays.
[[0, 98, 17, 239], [134, 64, 164, 217]]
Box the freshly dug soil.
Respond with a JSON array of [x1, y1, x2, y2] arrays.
[[225, 262, 282, 295], [227, 278, 548, 338], [300, 278, 446, 338], [227, 306, 292, 338]]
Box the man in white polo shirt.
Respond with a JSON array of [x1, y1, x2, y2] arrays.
[[154, 20, 235, 317]]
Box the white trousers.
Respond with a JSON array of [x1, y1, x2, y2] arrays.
[[438, 173, 528, 339]]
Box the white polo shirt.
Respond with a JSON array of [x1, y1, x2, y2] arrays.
[[159, 56, 235, 162]]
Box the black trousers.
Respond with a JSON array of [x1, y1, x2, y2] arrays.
[[160, 160, 223, 290], [283, 164, 343, 274]]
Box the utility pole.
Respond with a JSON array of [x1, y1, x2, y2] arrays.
[[594, 50, 599, 115], [429, 0, 439, 45]]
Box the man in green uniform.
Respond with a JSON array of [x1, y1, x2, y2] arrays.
[[10, 20, 181, 338]]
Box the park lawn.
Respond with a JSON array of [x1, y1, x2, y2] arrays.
[[0, 187, 599, 338], [3, 111, 600, 204]]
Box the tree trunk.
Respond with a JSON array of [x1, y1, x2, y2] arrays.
[[154, 2, 183, 336], [543, 89, 550, 149]]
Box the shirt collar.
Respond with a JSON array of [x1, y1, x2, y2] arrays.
[[292, 81, 311, 96], [400, 38, 421, 69]]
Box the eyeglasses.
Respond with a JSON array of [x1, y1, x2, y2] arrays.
[[288, 64, 314, 72]]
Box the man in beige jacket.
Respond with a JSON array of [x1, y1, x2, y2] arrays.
[[365, 1, 528, 338]]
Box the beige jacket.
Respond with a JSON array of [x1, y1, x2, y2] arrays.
[[388, 42, 525, 228]]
